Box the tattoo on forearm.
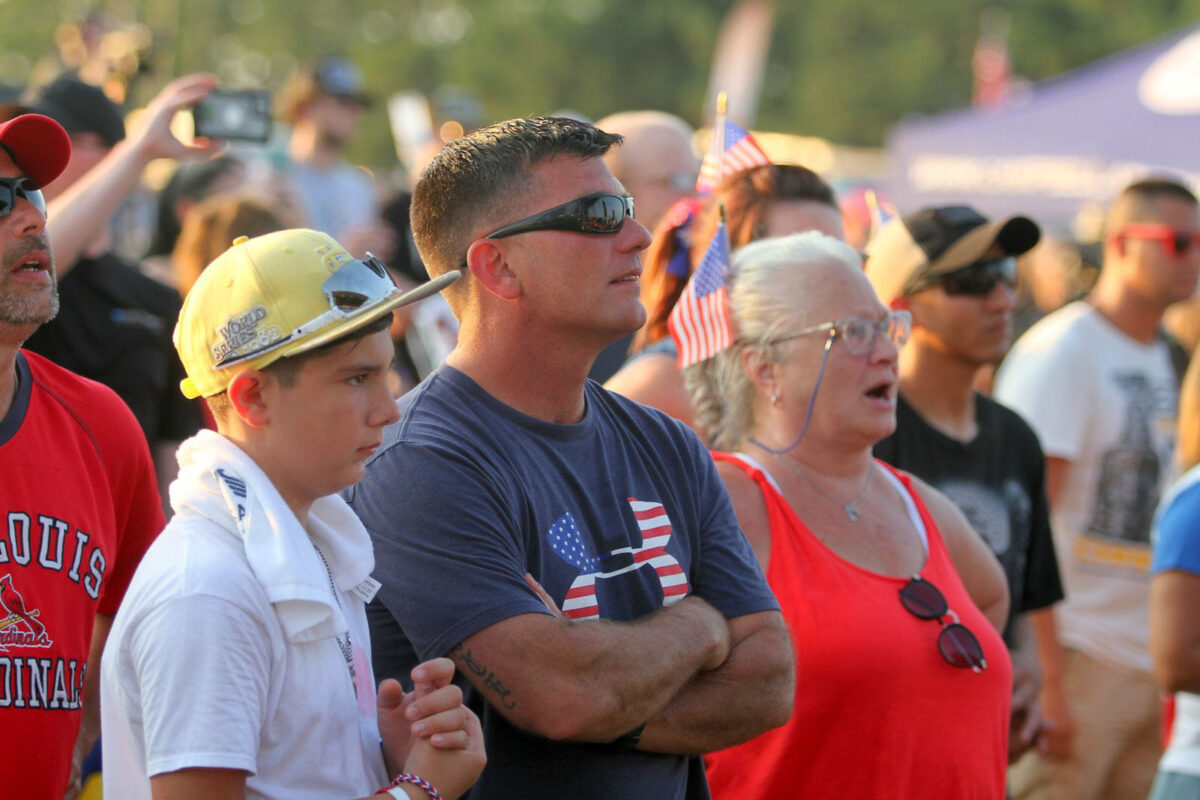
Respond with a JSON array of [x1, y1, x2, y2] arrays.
[[451, 643, 517, 710]]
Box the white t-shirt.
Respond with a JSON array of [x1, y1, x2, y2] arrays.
[[995, 301, 1178, 674], [101, 439, 389, 799]]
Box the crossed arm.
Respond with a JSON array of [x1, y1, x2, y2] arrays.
[[450, 594, 792, 754]]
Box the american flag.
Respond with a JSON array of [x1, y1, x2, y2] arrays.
[[668, 219, 733, 368], [696, 119, 771, 194], [864, 189, 898, 238]]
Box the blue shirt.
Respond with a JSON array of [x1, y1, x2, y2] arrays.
[[346, 366, 777, 800], [1153, 465, 1200, 576]]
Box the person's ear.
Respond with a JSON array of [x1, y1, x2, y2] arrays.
[[742, 347, 777, 402], [464, 239, 522, 300], [227, 369, 271, 428]]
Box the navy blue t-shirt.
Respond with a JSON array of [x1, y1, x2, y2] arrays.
[[346, 366, 777, 800]]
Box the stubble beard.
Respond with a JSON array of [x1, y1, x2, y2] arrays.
[[0, 237, 58, 327]]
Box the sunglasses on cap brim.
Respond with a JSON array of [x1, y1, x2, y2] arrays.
[[460, 193, 634, 266], [214, 252, 402, 369]]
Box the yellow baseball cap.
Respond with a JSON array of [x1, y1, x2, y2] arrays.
[[175, 228, 459, 398]]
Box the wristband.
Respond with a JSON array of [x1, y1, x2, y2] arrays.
[[383, 772, 442, 800]]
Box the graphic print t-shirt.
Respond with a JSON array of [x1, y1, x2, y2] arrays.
[[995, 302, 1177, 673], [874, 393, 1063, 645], [0, 351, 163, 798], [347, 366, 777, 800]]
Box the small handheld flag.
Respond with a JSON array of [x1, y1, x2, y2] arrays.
[[696, 92, 770, 194], [864, 189, 898, 237], [669, 216, 733, 368]]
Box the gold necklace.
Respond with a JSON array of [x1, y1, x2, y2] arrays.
[[770, 453, 874, 522]]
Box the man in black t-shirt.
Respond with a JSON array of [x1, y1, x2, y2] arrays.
[[866, 205, 1064, 765]]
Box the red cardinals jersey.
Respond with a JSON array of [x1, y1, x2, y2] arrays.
[[0, 351, 164, 799]]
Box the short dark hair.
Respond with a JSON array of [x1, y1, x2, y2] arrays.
[[410, 116, 623, 279], [204, 314, 393, 421], [1123, 177, 1198, 207], [1107, 177, 1199, 236]]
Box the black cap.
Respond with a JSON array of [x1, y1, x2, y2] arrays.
[[865, 205, 1041, 303], [25, 75, 125, 148]]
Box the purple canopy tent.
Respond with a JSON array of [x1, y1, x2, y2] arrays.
[[886, 24, 1200, 228]]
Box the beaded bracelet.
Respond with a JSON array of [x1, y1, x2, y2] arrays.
[[382, 772, 442, 800]]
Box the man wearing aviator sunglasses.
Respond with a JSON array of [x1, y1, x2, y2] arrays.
[[349, 116, 792, 800], [993, 179, 1200, 799], [868, 205, 1066, 770]]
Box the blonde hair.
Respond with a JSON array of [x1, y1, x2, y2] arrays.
[[685, 232, 861, 449], [1179, 349, 1200, 472]]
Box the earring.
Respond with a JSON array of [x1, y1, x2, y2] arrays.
[[770, 392, 780, 407]]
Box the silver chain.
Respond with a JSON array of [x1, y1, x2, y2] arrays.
[[769, 453, 874, 522], [308, 538, 357, 695]]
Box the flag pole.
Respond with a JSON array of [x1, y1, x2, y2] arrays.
[[714, 90, 728, 176]]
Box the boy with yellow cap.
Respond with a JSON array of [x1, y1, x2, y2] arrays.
[[100, 229, 484, 799]]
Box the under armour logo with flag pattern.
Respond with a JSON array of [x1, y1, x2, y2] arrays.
[[547, 498, 690, 620]]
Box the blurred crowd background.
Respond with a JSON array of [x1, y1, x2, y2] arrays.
[[2, 1, 1199, 354]]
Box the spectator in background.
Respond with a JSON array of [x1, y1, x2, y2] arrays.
[[588, 110, 699, 382], [605, 163, 842, 428], [140, 154, 247, 286], [866, 205, 1064, 765], [596, 110, 698, 234], [172, 191, 289, 296], [378, 190, 460, 389], [15, 74, 204, 500], [1162, 294, 1200, 356], [998, 178, 1200, 800], [275, 56, 393, 257], [1149, 349, 1200, 800]]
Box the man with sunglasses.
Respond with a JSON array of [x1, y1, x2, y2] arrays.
[[0, 112, 168, 800], [994, 179, 1200, 800], [867, 205, 1064, 773], [347, 116, 792, 800]]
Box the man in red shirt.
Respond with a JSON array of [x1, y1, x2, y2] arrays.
[[0, 112, 165, 799]]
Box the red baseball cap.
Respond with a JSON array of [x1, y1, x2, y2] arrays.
[[0, 114, 71, 188]]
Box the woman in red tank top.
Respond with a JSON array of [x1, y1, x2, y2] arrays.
[[686, 233, 1013, 799]]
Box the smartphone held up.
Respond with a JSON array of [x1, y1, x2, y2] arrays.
[[192, 89, 272, 143]]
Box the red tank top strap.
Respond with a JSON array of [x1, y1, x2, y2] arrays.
[[710, 451, 797, 545]]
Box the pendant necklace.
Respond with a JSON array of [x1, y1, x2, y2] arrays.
[[771, 454, 874, 522]]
